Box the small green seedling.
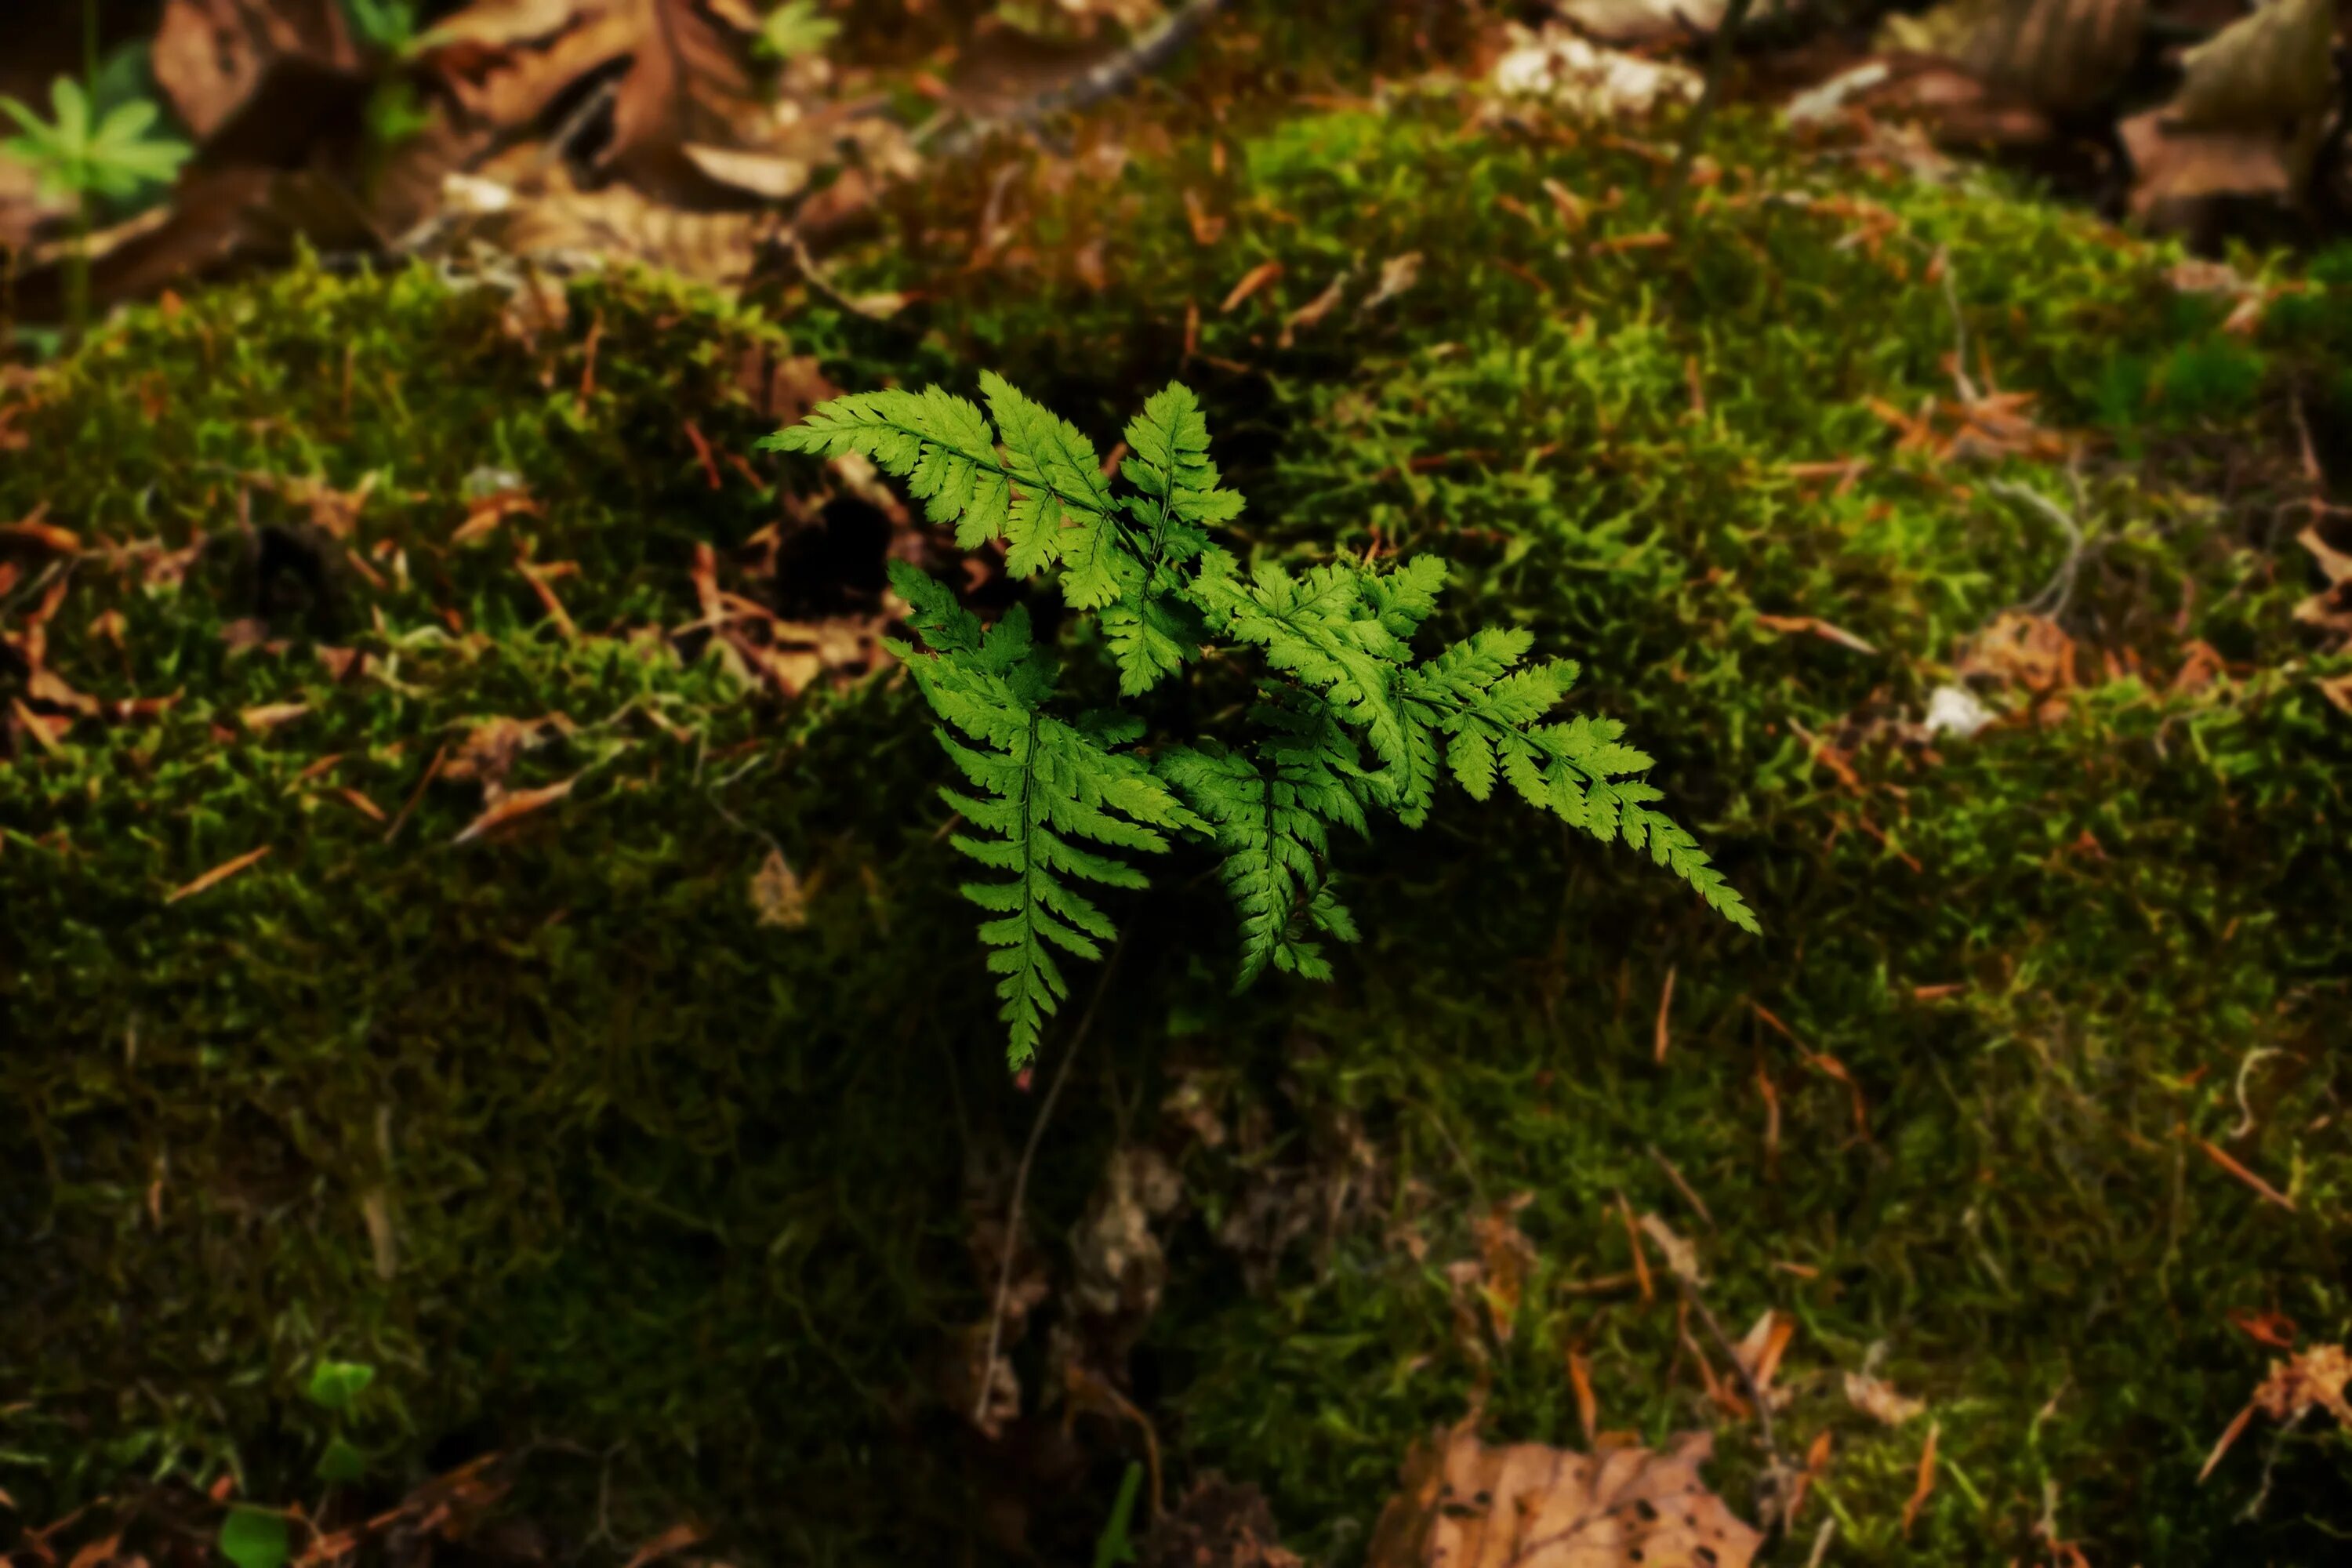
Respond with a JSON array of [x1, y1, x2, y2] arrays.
[[1091, 1462, 1145, 1568], [219, 1508, 292, 1568], [0, 74, 189, 341], [303, 1359, 377, 1483]]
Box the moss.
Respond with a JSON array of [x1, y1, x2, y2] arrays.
[[5, 96, 2352, 1568]]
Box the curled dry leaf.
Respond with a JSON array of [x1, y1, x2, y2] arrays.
[[1359, 252, 1423, 315], [1068, 1145, 1185, 1322], [1367, 1425, 1761, 1568], [154, 0, 361, 140], [1845, 1370, 1929, 1426]]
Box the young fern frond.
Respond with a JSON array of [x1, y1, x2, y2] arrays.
[[771, 378, 1757, 1065], [884, 561, 1199, 1064]]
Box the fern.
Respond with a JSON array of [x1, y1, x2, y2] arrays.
[[768, 379, 1757, 1066]]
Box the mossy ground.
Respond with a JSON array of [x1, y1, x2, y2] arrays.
[[5, 81, 2351, 1568]]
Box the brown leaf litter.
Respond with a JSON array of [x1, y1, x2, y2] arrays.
[[1367, 1423, 1760, 1568]]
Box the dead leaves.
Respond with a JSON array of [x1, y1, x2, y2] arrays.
[[2201, 1343, 2352, 1481], [166, 844, 273, 902], [2119, 0, 2336, 228], [1844, 1370, 1929, 1427], [748, 848, 808, 927], [452, 774, 579, 844], [1366, 1425, 1761, 1568]]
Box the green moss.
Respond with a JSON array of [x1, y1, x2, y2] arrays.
[[5, 98, 2351, 1568]]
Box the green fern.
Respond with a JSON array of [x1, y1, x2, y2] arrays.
[[764, 379, 1758, 1066]]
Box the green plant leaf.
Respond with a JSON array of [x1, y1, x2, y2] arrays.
[[220, 1508, 290, 1568], [760, 0, 840, 61], [304, 1359, 376, 1414], [317, 1436, 368, 1484], [1091, 1461, 1144, 1568]]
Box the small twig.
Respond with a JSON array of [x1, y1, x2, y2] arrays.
[[1648, 1145, 1715, 1229], [1672, 0, 1759, 193], [1804, 1515, 1838, 1567], [927, 0, 1228, 162], [971, 939, 1127, 1425], [1675, 1270, 1792, 1524], [382, 742, 448, 845], [784, 231, 898, 321], [2238, 1408, 2307, 1522]]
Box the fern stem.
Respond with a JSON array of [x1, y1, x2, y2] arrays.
[[971, 935, 1127, 1426]]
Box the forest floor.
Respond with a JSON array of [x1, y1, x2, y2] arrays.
[[5, 5, 2352, 1568]]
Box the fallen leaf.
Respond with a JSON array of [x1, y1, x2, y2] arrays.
[[452, 774, 579, 844], [749, 847, 808, 927], [1490, 24, 1702, 118], [1069, 1144, 1185, 1322], [1552, 0, 1729, 47], [168, 844, 273, 903], [1279, 270, 1348, 347], [1365, 1425, 1760, 1568], [1733, 1310, 1796, 1400], [2316, 671, 2352, 715], [239, 702, 311, 733], [154, 0, 361, 140], [2202, 1345, 2352, 1481], [1845, 1370, 1929, 1426], [1638, 1211, 1703, 1287], [2171, 0, 2335, 129], [1359, 251, 1423, 314], [1471, 1196, 1538, 1344], [1568, 1350, 1599, 1446]]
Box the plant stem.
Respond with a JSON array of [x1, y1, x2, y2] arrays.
[[67, 0, 100, 348]]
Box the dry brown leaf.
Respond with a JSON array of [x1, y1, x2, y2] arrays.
[[749, 847, 808, 928], [1733, 1310, 1796, 1400], [420, 0, 764, 193], [680, 143, 811, 201], [1278, 270, 1349, 347], [1845, 1370, 1929, 1426], [2316, 671, 2352, 715], [2171, 0, 2335, 129], [1359, 252, 1423, 314], [452, 774, 579, 844], [1366, 1425, 1761, 1568], [167, 844, 273, 902], [2299, 524, 2352, 586], [1958, 610, 2074, 695], [1953, 0, 2145, 114], [154, 0, 361, 140], [1551, 0, 1729, 48], [2120, 110, 2305, 226], [239, 702, 311, 733], [1637, 1211, 1702, 1287], [1069, 1145, 1185, 1322]]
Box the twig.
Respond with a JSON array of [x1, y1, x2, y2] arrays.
[[1672, 0, 1759, 193], [1804, 1515, 1838, 1567], [784, 232, 898, 321], [1675, 1271, 1793, 1523], [1648, 1145, 1715, 1229], [972, 939, 1127, 1424], [927, 0, 1228, 162]]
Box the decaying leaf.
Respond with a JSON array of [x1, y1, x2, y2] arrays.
[[154, 0, 362, 140], [1068, 1145, 1185, 1322], [749, 847, 808, 927], [1359, 252, 1423, 315], [1638, 1210, 1703, 1287], [1366, 1425, 1761, 1568], [1958, 610, 2074, 696], [2169, 0, 2336, 130], [1845, 1370, 1929, 1426], [1490, 24, 1702, 118], [1882, 0, 2144, 114], [1550, 0, 1730, 47], [1138, 1475, 1304, 1568]]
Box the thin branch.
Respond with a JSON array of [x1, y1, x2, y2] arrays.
[[927, 0, 1228, 162], [971, 938, 1128, 1424]]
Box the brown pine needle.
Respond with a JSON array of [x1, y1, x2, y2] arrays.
[[1615, 1191, 1654, 1305], [2198, 1138, 2296, 1210], [1653, 964, 1676, 1064], [1902, 1420, 1940, 1535], [167, 845, 271, 903]]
